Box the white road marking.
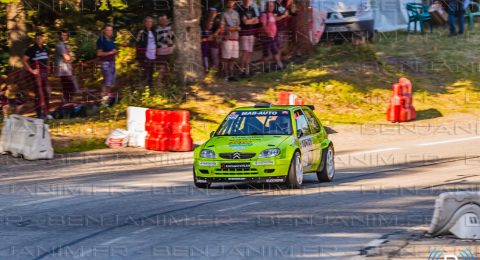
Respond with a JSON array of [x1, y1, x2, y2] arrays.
[[132, 227, 153, 234], [417, 136, 480, 146], [11, 196, 73, 208], [101, 236, 126, 246], [346, 148, 401, 156], [365, 238, 387, 248], [217, 202, 260, 212]]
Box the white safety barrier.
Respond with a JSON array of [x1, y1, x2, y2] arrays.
[[0, 118, 12, 154], [0, 115, 54, 160], [127, 106, 147, 148], [429, 192, 480, 239]]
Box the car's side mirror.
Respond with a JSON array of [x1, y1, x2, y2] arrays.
[[297, 129, 303, 138], [210, 131, 215, 138]]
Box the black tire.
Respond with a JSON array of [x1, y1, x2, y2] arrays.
[[317, 144, 335, 182], [285, 151, 303, 189], [193, 168, 211, 189]]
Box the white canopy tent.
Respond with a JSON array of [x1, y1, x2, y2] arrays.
[[372, 0, 423, 32]]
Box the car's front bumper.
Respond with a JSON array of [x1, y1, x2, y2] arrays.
[[194, 158, 291, 182], [195, 176, 286, 184]]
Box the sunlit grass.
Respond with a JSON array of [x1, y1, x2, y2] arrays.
[[6, 29, 480, 153]]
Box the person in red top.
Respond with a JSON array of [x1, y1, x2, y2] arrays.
[[261, 1, 284, 71]]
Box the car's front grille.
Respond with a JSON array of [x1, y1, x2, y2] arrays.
[[214, 168, 258, 175], [328, 11, 356, 19], [219, 153, 256, 159]]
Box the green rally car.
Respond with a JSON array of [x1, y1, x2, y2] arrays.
[[193, 104, 335, 189]]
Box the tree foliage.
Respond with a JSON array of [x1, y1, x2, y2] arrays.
[[1, 0, 174, 73]]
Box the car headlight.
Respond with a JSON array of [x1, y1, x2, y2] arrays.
[[200, 149, 216, 159], [258, 148, 281, 158]]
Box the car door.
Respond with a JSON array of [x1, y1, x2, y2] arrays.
[[302, 108, 323, 170], [294, 110, 314, 171]]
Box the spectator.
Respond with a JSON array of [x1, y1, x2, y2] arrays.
[[273, 0, 290, 48], [136, 16, 157, 87], [221, 0, 241, 81], [261, 1, 284, 71], [0, 83, 24, 120], [237, 0, 260, 77], [208, 8, 223, 72], [22, 32, 51, 119], [96, 24, 118, 104], [156, 14, 175, 86], [55, 29, 78, 103], [448, 0, 466, 36], [201, 17, 214, 71]]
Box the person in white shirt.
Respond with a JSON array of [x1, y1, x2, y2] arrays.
[[156, 14, 175, 85], [136, 17, 157, 87]]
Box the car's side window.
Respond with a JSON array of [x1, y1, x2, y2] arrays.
[[303, 109, 321, 134], [294, 110, 311, 136]]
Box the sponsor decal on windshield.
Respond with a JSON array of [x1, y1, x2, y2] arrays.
[[227, 112, 239, 120], [240, 111, 279, 116]]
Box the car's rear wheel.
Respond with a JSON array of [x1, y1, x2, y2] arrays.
[[193, 168, 211, 189], [286, 151, 303, 189], [317, 145, 335, 182]]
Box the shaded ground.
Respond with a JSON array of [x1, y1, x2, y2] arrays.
[[2, 29, 480, 152]]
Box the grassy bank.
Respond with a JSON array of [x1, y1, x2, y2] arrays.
[[35, 29, 480, 152]]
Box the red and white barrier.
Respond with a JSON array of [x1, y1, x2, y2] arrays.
[[123, 106, 193, 152], [127, 106, 148, 148], [386, 78, 416, 123], [278, 91, 305, 105]]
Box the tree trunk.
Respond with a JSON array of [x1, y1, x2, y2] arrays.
[[7, 0, 28, 69], [173, 0, 203, 88]]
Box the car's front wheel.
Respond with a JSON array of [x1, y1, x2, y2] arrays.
[[317, 144, 335, 182], [193, 168, 211, 189], [286, 151, 303, 189]]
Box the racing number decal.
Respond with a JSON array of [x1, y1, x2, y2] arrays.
[[299, 137, 314, 167]]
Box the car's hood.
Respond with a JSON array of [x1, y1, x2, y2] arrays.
[[316, 0, 362, 12], [204, 135, 291, 154]]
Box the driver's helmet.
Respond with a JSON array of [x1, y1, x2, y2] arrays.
[[275, 116, 290, 131]]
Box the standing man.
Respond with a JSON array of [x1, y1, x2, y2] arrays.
[[96, 24, 118, 104], [208, 8, 224, 72], [274, 0, 290, 49], [22, 32, 50, 119], [448, 0, 466, 36], [156, 14, 175, 86], [222, 0, 241, 82], [55, 29, 78, 104], [237, 0, 259, 77], [136, 17, 157, 87]]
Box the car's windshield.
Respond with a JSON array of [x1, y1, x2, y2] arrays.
[[215, 110, 292, 136]]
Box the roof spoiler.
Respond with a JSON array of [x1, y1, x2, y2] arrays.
[[253, 103, 315, 110], [254, 103, 272, 108]]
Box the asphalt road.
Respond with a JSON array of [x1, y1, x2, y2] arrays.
[[0, 121, 479, 259]]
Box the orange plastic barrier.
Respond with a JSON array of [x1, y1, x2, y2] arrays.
[[144, 109, 193, 152], [386, 79, 416, 123]]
